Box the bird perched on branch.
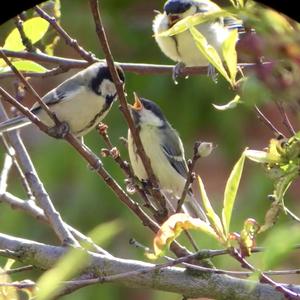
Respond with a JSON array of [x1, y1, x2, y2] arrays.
[[128, 93, 207, 221], [153, 0, 242, 74], [0, 62, 125, 137]]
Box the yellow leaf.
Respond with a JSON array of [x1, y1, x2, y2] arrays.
[[149, 213, 219, 259], [222, 29, 238, 84], [3, 17, 49, 51], [189, 26, 232, 85]]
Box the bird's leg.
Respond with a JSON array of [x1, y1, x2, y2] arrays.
[[207, 63, 218, 83], [47, 120, 70, 139], [172, 62, 185, 84]]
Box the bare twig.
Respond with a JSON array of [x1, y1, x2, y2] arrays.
[[254, 105, 283, 136], [0, 154, 13, 195], [0, 49, 56, 124], [230, 248, 300, 300], [98, 123, 157, 213], [0, 49, 262, 78], [34, 6, 95, 62], [0, 191, 111, 256], [14, 16, 35, 52], [176, 143, 200, 213], [0, 265, 34, 275], [276, 101, 296, 136], [0, 280, 35, 289], [89, 0, 168, 217], [0, 98, 79, 246]]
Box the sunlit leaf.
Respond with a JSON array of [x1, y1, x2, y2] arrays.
[[3, 17, 49, 51], [244, 149, 280, 164], [262, 225, 300, 270], [197, 176, 225, 241], [222, 29, 238, 84], [148, 213, 219, 259], [189, 26, 232, 85], [37, 219, 122, 300], [156, 10, 232, 37], [222, 151, 246, 236], [213, 94, 241, 111], [0, 267, 18, 300], [0, 60, 47, 73]]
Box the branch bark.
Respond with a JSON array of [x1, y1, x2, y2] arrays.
[[0, 232, 297, 300]]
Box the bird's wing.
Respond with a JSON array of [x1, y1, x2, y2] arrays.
[[30, 79, 84, 112], [160, 126, 188, 178]]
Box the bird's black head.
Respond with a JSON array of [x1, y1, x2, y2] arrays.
[[91, 63, 125, 105], [130, 95, 167, 128], [164, 0, 192, 15]]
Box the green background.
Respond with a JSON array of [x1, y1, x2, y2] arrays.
[[0, 0, 299, 299]]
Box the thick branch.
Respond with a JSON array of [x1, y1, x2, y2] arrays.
[[0, 232, 296, 300]]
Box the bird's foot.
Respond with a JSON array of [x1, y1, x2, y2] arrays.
[[172, 62, 185, 84], [47, 121, 70, 139], [207, 64, 218, 83]]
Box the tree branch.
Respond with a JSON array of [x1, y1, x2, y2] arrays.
[[0, 232, 296, 300]]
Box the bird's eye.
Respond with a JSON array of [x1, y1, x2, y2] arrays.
[[143, 102, 150, 110]]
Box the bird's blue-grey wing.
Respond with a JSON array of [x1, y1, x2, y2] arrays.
[[160, 126, 188, 178], [31, 79, 84, 113]]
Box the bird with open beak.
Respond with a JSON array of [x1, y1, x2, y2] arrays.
[[127, 93, 207, 220], [153, 0, 241, 71]]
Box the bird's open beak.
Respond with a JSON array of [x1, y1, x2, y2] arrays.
[[130, 92, 143, 111], [167, 14, 180, 27]]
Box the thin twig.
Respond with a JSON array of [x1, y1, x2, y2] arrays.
[[176, 143, 200, 213], [14, 15, 35, 52], [34, 6, 95, 62], [0, 280, 35, 289], [230, 248, 300, 300], [0, 265, 34, 275], [98, 123, 157, 213], [275, 101, 296, 136], [0, 97, 79, 246], [0, 49, 264, 78], [254, 105, 283, 136], [0, 191, 111, 256], [0, 49, 56, 124], [89, 0, 168, 218], [0, 154, 13, 195]]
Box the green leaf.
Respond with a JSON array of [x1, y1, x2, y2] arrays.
[[3, 17, 49, 51], [0, 60, 47, 73], [197, 176, 226, 242], [222, 29, 238, 84], [189, 26, 232, 85], [156, 10, 232, 38], [262, 226, 300, 270], [222, 151, 246, 236], [37, 219, 122, 300], [213, 94, 241, 111]]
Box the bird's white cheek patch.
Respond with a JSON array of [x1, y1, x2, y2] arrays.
[[99, 79, 116, 97]]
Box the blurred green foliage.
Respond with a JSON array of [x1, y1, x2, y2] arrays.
[[0, 0, 299, 299]]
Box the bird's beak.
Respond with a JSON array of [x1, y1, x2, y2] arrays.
[[167, 14, 180, 26], [130, 92, 143, 111]]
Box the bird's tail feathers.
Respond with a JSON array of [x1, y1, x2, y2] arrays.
[[162, 191, 209, 223], [0, 116, 31, 134]]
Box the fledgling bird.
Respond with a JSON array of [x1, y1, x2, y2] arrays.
[[127, 94, 207, 221], [153, 0, 241, 68], [0, 62, 125, 137]]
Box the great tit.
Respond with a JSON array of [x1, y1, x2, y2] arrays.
[[0, 62, 125, 137], [153, 0, 241, 68], [128, 94, 207, 220]]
